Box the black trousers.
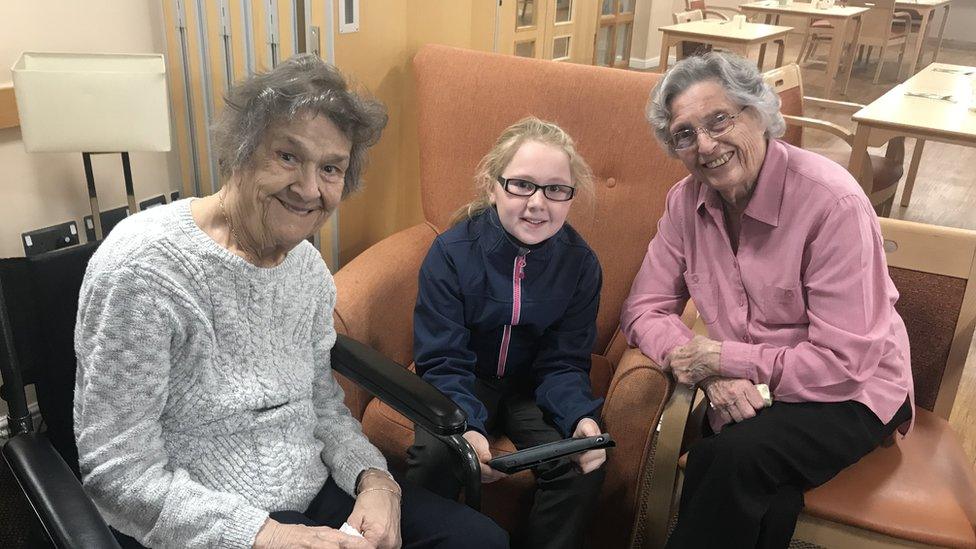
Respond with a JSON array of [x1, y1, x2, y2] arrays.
[[113, 475, 507, 549], [666, 398, 912, 549], [271, 475, 508, 549], [405, 376, 605, 549]]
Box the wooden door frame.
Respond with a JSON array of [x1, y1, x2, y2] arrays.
[[593, 0, 636, 67]]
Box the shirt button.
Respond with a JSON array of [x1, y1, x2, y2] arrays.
[[785, 290, 795, 298], [738, 298, 746, 307], [691, 275, 699, 283]]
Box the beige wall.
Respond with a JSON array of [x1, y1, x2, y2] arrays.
[[0, 1, 181, 259], [333, 0, 496, 263]]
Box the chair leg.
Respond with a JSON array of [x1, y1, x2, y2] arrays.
[[873, 44, 888, 84], [806, 38, 821, 62], [896, 39, 908, 80], [797, 31, 813, 64]]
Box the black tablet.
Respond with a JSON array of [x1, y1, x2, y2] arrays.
[[486, 433, 615, 474]]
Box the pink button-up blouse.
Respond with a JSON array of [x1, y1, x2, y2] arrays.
[[621, 139, 913, 433]]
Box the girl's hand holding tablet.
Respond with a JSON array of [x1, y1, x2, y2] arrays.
[[571, 418, 607, 474], [463, 430, 508, 483]]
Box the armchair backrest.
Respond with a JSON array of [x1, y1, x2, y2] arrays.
[[848, 0, 899, 45], [879, 218, 976, 419], [763, 63, 805, 148], [413, 45, 689, 355], [674, 9, 704, 23]]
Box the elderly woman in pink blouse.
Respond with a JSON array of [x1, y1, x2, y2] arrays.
[[621, 52, 914, 548]]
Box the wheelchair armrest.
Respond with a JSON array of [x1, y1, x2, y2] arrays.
[[2, 432, 121, 549], [331, 333, 467, 437]]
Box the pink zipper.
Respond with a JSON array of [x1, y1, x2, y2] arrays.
[[496, 254, 527, 377]]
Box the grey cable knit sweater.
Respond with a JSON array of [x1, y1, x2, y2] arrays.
[[73, 200, 386, 548]]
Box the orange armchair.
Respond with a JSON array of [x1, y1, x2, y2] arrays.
[[332, 44, 690, 547]]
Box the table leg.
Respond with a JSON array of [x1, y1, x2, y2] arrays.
[[658, 36, 672, 72], [775, 38, 786, 68], [848, 124, 873, 198], [823, 17, 849, 99], [932, 5, 950, 64], [841, 16, 862, 97], [907, 8, 932, 76], [901, 138, 925, 207], [758, 42, 768, 70]]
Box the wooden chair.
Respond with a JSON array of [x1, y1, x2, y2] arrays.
[[764, 63, 905, 216], [686, 0, 739, 21], [672, 10, 712, 60], [635, 216, 976, 548], [804, 0, 913, 83], [332, 44, 691, 548]]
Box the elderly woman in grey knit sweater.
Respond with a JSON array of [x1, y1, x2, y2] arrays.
[[73, 55, 507, 549]]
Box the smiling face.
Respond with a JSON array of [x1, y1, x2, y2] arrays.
[[230, 114, 351, 256], [669, 80, 768, 206], [489, 140, 574, 246]]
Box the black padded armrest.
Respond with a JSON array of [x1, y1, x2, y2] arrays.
[[2, 432, 121, 549], [331, 334, 466, 436]]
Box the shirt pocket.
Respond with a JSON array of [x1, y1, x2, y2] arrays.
[[761, 284, 808, 325], [683, 272, 719, 325]]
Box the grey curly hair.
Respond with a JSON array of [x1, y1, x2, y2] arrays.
[[212, 53, 388, 197], [646, 52, 784, 155]]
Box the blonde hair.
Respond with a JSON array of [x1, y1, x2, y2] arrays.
[[450, 116, 594, 226]]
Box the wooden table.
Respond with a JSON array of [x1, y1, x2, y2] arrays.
[[739, 1, 868, 99], [895, 0, 952, 77], [658, 20, 793, 73], [848, 62, 976, 208]]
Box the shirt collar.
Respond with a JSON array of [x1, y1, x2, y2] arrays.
[[695, 138, 787, 227]]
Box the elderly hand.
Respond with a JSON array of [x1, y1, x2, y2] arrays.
[[666, 335, 722, 386], [571, 418, 607, 474], [346, 471, 402, 549], [464, 430, 508, 483], [253, 519, 375, 549], [702, 377, 766, 424]]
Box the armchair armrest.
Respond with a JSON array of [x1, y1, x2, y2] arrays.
[[803, 96, 865, 115], [599, 347, 697, 549], [331, 333, 466, 437], [2, 433, 121, 549], [893, 10, 914, 25], [703, 8, 732, 20], [333, 222, 438, 417], [782, 114, 854, 145], [330, 334, 482, 510]]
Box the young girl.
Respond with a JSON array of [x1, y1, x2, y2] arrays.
[[406, 117, 606, 549]]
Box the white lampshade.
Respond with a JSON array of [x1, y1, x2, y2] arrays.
[[11, 52, 172, 153]]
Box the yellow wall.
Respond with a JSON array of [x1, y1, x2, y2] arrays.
[[332, 0, 495, 264]]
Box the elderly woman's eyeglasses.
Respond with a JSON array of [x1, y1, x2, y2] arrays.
[[670, 108, 747, 150], [496, 176, 576, 202]]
